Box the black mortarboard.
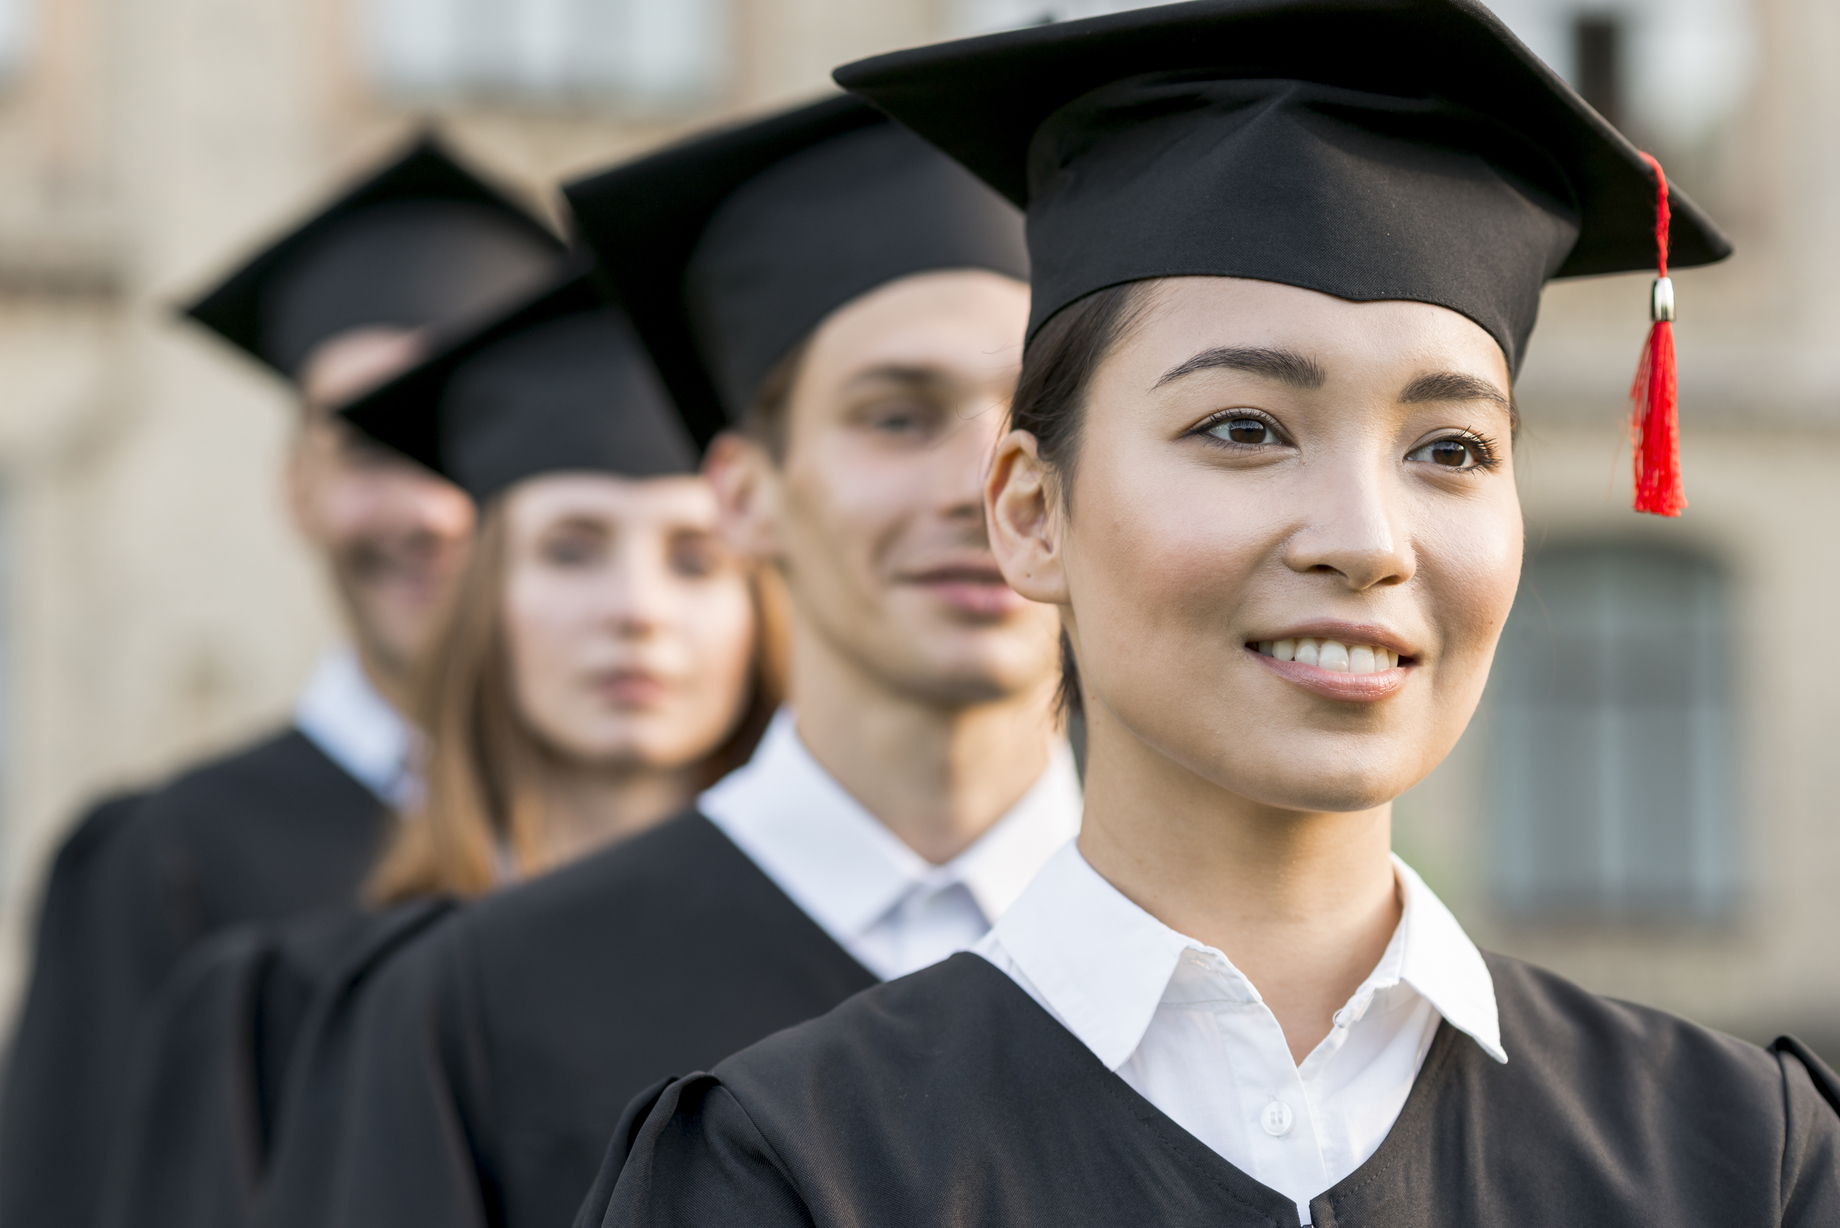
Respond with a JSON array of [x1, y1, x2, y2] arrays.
[[836, 0, 1732, 515], [339, 265, 697, 505], [562, 95, 1030, 449], [184, 135, 566, 380]]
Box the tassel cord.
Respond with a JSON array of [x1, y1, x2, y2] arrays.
[[1629, 152, 1686, 517]]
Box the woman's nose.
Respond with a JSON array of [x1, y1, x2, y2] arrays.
[[601, 548, 671, 635], [1279, 466, 1415, 592]]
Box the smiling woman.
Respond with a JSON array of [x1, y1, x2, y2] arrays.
[[574, 3, 1840, 1227], [1013, 279, 1522, 729], [1007, 276, 1523, 804]]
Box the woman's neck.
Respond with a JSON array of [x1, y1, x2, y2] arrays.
[[537, 757, 701, 868], [1077, 705, 1401, 1065]]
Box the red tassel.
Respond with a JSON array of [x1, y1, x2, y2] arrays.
[[1630, 152, 1685, 516]]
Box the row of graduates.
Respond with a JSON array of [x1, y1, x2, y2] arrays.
[[0, 63, 1082, 1228], [8, 0, 1840, 1225]]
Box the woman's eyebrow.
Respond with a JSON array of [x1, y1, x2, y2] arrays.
[[842, 364, 949, 393], [1399, 370, 1510, 408], [544, 515, 612, 535], [1154, 345, 1327, 390]]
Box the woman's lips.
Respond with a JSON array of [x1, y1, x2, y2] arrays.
[[595, 671, 669, 706], [1247, 645, 1410, 702]]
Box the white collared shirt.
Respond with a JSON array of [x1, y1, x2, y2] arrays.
[[976, 842, 1504, 1226], [700, 709, 1083, 982], [291, 647, 416, 809]]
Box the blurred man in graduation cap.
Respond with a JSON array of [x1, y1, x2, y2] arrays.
[[0, 134, 565, 1228], [577, 2, 1840, 1226], [255, 95, 1080, 1228]]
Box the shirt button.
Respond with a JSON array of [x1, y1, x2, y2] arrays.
[[1260, 1100, 1294, 1137]]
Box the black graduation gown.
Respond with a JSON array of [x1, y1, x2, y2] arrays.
[[253, 810, 876, 1228], [95, 899, 456, 1228], [0, 792, 145, 1224], [0, 729, 388, 1228], [582, 951, 1840, 1228]]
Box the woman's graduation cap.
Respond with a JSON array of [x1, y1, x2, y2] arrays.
[[835, 0, 1733, 516], [183, 134, 566, 382], [339, 264, 697, 505], [561, 95, 1029, 451]]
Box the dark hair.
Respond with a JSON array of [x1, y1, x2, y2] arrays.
[[1011, 283, 1151, 505], [1009, 283, 1150, 719]]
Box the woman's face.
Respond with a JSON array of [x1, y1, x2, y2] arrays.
[[501, 472, 756, 774], [994, 277, 1524, 813]]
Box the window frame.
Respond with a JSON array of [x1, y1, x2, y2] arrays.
[[1484, 538, 1741, 923]]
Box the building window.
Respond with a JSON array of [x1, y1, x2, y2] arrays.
[[360, 0, 727, 109], [1487, 543, 1738, 920], [1571, 13, 1624, 129], [1486, 0, 1755, 149]]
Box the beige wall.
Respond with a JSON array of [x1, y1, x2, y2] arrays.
[[0, 0, 1834, 1054]]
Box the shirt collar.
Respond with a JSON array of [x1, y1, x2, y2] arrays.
[[988, 843, 1504, 1071], [1390, 856, 1505, 1063], [292, 647, 414, 807], [699, 708, 1083, 944]]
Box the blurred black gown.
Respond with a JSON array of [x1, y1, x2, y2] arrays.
[[94, 898, 456, 1228], [250, 810, 876, 1228], [579, 951, 1840, 1228], [0, 729, 389, 1228]]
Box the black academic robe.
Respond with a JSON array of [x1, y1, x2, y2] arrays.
[[252, 810, 876, 1228], [0, 793, 145, 1224], [95, 899, 456, 1228], [581, 951, 1840, 1228], [0, 729, 388, 1228]]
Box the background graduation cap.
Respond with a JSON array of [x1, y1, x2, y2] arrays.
[[183, 133, 567, 382], [339, 264, 697, 506], [835, 0, 1734, 515], [561, 94, 1029, 452]]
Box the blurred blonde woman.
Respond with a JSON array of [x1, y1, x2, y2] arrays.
[[368, 468, 779, 902], [369, 286, 781, 900]]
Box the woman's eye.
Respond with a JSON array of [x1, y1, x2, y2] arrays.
[[541, 536, 600, 566], [670, 544, 719, 578], [865, 401, 934, 435], [1207, 417, 1276, 445], [1407, 437, 1486, 469]]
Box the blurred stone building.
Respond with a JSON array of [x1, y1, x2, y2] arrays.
[[0, 0, 1832, 1057]]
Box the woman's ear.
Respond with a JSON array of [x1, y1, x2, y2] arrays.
[[705, 431, 784, 562], [986, 429, 1069, 605]]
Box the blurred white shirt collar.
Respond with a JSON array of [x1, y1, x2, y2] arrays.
[[700, 708, 1082, 982], [292, 647, 415, 809]]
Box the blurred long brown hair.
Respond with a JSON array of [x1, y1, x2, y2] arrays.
[[367, 497, 787, 906]]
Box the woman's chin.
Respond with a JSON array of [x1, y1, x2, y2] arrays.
[[1163, 734, 1422, 815]]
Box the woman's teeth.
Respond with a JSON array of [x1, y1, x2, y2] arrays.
[[1255, 638, 1400, 673]]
